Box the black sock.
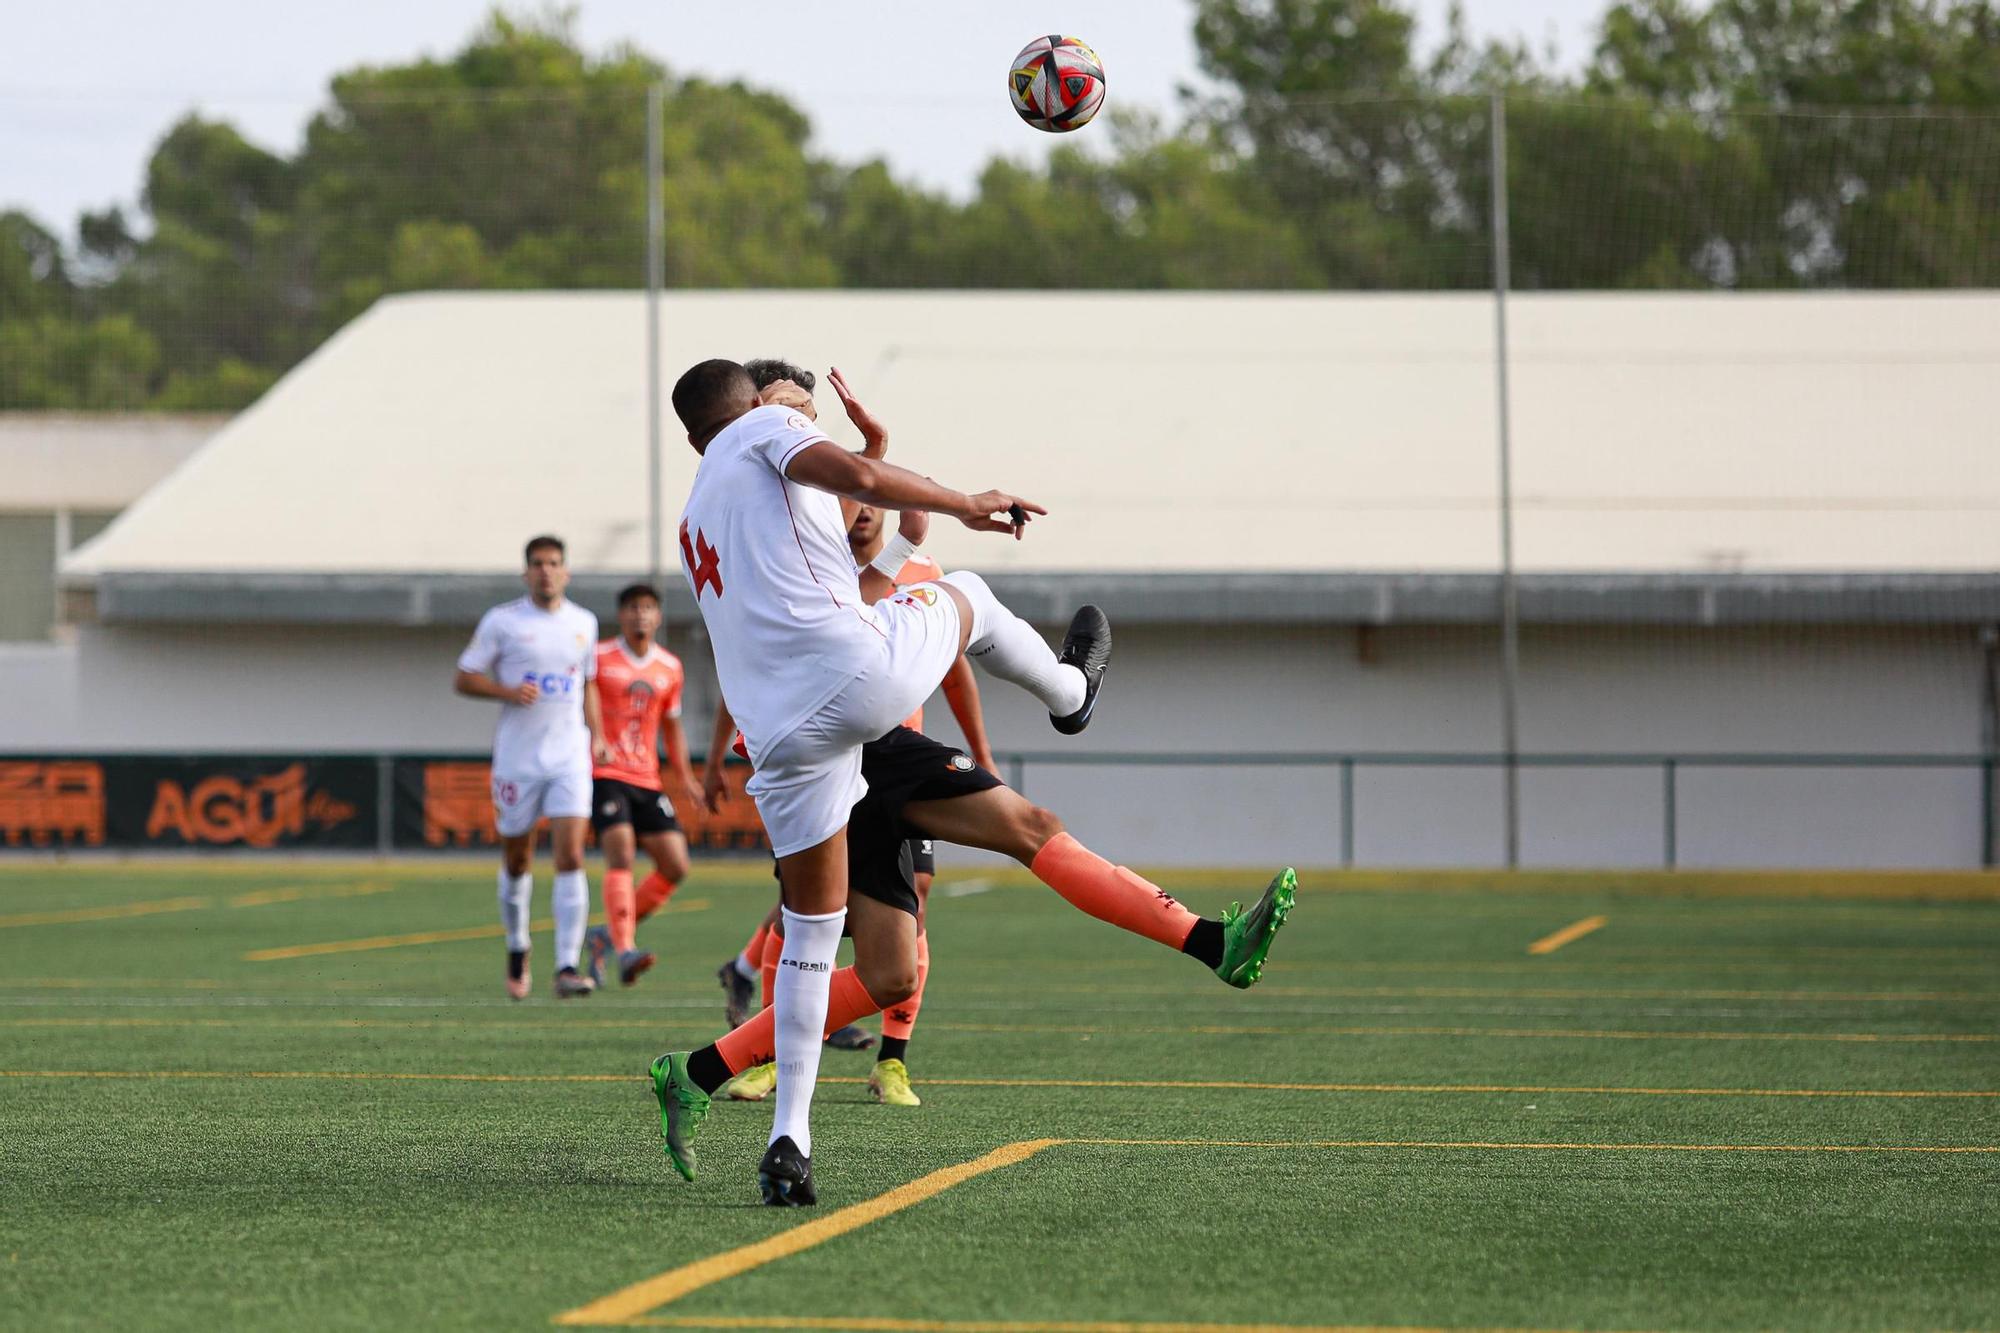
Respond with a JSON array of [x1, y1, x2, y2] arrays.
[[685, 1045, 731, 1096], [507, 950, 528, 981], [878, 1036, 908, 1065], [1181, 919, 1225, 970]]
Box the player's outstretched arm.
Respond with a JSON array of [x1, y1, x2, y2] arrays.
[[828, 367, 887, 460], [785, 443, 1044, 538]]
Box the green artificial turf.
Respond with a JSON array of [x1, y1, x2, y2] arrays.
[[0, 859, 1996, 1331]]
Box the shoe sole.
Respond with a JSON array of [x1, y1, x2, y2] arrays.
[[1221, 869, 1298, 989], [621, 953, 657, 986], [651, 1056, 698, 1182], [758, 1171, 816, 1206]]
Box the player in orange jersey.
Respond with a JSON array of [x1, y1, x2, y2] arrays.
[[585, 582, 704, 988]]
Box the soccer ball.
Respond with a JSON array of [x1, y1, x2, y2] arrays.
[[1008, 35, 1106, 133]]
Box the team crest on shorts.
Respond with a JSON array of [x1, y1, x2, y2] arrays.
[[948, 753, 974, 772], [897, 586, 939, 608]]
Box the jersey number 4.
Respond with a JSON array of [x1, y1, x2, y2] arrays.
[[680, 520, 723, 599]]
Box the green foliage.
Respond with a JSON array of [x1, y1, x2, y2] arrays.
[[5, 0, 1999, 411]]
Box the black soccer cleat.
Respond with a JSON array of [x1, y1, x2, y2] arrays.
[[758, 1135, 817, 1207], [716, 959, 756, 1028], [825, 1023, 877, 1052], [1050, 605, 1111, 735]]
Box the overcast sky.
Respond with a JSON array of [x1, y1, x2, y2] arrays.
[[2, 0, 1608, 239]]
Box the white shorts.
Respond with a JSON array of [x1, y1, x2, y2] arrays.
[[491, 765, 593, 838], [748, 581, 963, 858]]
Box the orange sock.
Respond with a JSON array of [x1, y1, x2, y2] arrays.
[[1029, 832, 1199, 950], [634, 870, 677, 921], [714, 967, 882, 1075], [603, 869, 636, 952], [760, 929, 783, 1010], [880, 931, 929, 1042], [737, 921, 770, 972]]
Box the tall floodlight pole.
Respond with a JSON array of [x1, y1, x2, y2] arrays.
[[645, 81, 666, 586], [1489, 90, 1522, 869]]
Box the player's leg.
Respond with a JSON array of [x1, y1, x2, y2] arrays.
[[549, 815, 596, 998], [492, 774, 540, 1000], [632, 783, 689, 929], [719, 902, 781, 1027], [931, 572, 1107, 734], [587, 780, 637, 988], [903, 785, 1295, 989], [871, 846, 931, 1107], [652, 822, 919, 1194]]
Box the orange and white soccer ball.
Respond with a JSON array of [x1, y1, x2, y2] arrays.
[[1008, 35, 1106, 133]]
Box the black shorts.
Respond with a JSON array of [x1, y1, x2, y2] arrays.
[[591, 777, 682, 837], [849, 727, 1000, 913], [766, 727, 997, 917]]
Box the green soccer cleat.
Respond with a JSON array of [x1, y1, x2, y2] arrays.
[[649, 1051, 711, 1182], [1213, 868, 1297, 989]]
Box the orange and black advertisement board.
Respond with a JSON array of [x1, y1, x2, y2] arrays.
[[0, 756, 378, 850], [390, 757, 767, 853], [1, 755, 767, 854]]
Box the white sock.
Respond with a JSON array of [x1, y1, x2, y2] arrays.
[[770, 905, 845, 1157], [497, 869, 532, 952], [731, 952, 758, 980], [941, 570, 1086, 716], [553, 869, 589, 970]]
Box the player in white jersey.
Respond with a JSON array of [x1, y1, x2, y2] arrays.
[[453, 535, 609, 1001], [652, 358, 1111, 1206]]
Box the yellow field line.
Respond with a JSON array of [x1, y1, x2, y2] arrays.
[[242, 899, 709, 961], [1070, 1138, 2000, 1154], [7, 1016, 1995, 1047], [554, 1133, 1994, 1326], [1528, 915, 1608, 955], [0, 895, 211, 930], [920, 1022, 1998, 1044], [624, 1312, 1608, 1320], [6, 1068, 1994, 1101], [551, 1139, 1063, 1326], [228, 881, 398, 908], [941, 980, 2000, 1003]]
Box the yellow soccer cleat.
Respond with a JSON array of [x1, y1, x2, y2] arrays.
[[720, 1061, 776, 1102], [868, 1058, 921, 1107]]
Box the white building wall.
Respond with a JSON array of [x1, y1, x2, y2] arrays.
[[0, 619, 1984, 869]]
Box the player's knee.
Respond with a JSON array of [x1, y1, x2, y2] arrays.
[[657, 843, 691, 882], [502, 846, 532, 876], [553, 848, 585, 873], [1018, 804, 1065, 855], [860, 961, 919, 1007]]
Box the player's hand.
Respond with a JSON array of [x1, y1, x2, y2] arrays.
[[512, 680, 540, 706], [973, 749, 1000, 777], [897, 506, 930, 546], [759, 379, 815, 416], [702, 766, 728, 815], [591, 737, 614, 765], [828, 366, 887, 452], [961, 491, 1046, 540], [680, 777, 706, 814]]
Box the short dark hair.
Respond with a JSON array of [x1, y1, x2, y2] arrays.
[[672, 358, 756, 434], [524, 535, 565, 563], [617, 582, 661, 609], [744, 358, 815, 396]]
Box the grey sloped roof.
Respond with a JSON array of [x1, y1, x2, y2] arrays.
[[58, 288, 2000, 625]]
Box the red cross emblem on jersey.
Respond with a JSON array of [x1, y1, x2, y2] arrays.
[[680, 520, 723, 600]]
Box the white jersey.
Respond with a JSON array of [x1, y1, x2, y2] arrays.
[[679, 404, 884, 763], [457, 597, 599, 777]]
